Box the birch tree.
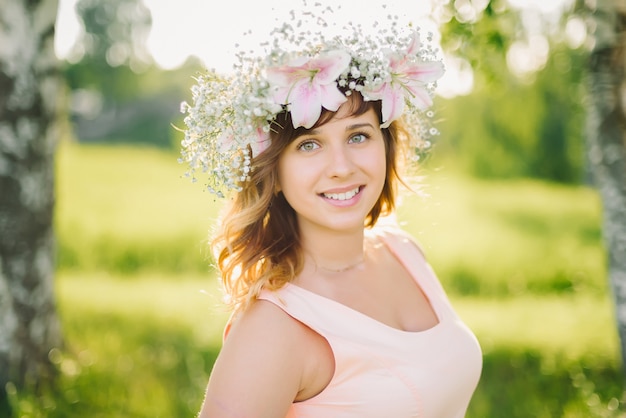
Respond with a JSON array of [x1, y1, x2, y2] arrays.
[[0, 0, 63, 401], [586, 0, 626, 372]]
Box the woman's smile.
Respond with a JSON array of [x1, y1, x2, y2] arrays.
[[320, 185, 364, 204]]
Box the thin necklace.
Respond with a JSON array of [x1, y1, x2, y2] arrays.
[[312, 255, 366, 274]]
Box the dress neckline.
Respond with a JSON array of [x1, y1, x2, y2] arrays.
[[283, 231, 443, 335]]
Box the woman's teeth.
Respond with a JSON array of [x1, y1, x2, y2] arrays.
[[323, 187, 360, 201]]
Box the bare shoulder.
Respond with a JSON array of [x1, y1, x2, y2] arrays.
[[371, 225, 427, 258], [227, 299, 314, 349], [198, 300, 315, 418]]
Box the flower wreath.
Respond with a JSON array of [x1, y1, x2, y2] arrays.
[[180, 6, 445, 197]]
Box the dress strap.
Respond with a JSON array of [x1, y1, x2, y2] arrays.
[[375, 227, 457, 320]]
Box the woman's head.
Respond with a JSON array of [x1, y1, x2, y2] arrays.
[[246, 92, 407, 230]]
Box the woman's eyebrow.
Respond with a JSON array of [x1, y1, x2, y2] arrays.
[[345, 123, 375, 131], [305, 123, 375, 136]]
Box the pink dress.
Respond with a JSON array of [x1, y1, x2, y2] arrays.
[[258, 228, 482, 418]]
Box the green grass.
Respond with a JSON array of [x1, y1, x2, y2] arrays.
[[4, 141, 624, 417], [398, 171, 605, 297], [55, 141, 222, 274]]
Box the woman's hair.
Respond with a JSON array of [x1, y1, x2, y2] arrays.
[[211, 92, 413, 312]]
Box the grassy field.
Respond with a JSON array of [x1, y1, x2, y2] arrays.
[[5, 141, 625, 417]]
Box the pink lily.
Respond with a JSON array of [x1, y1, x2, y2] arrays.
[[366, 32, 445, 127], [267, 50, 350, 129]]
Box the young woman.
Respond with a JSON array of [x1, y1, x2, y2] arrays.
[[180, 10, 482, 417]]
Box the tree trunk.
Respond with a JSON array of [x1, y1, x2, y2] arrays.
[[0, 0, 63, 404], [586, 0, 626, 373]]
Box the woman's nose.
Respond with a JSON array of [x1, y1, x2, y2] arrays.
[[326, 144, 355, 178]]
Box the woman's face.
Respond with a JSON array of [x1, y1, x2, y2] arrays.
[[276, 104, 386, 236]]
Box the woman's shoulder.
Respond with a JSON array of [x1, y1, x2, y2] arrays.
[[203, 300, 314, 416], [225, 298, 330, 365], [201, 304, 301, 416], [219, 299, 334, 402], [369, 224, 426, 258], [226, 298, 308, 345]]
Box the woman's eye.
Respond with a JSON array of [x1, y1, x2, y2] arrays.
[[297, 141, 319, 151], [349, 133, 368, 144]]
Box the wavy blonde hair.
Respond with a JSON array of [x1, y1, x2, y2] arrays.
[[211, 93, 412, 312]]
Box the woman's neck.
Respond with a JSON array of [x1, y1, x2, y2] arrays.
[[299, 227, 366, 273]]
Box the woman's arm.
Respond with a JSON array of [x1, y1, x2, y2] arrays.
[[198, 300, 308, 418]]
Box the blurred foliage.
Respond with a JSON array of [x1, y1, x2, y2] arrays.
[[438, 0, 518, 83], [434, 0, 587, 183], [435, 42, 587, 183], [63, 59, 202, 148], [72, 0, 152, 68], [64, 0, 152, 96], [62, 0, 203, 148]]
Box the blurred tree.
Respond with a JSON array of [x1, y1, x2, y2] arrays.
[[585, 0, 626, 373], [0, 0, 64, 412], [62, 0, 183, 148], [435, 0, 586, 183], [436, 46, 586, 182], [65, 0, 153, 93]]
